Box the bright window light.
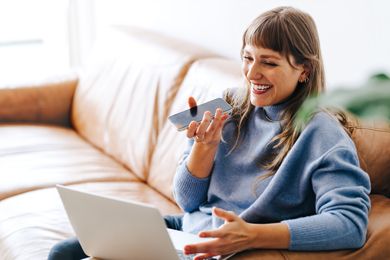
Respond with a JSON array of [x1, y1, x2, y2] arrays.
[[0, 0, 69, 86]]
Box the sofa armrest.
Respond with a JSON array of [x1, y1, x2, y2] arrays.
[[0, 71, 79, 127]]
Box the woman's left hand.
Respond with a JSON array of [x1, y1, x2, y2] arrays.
[[183, 207, 256, 260]]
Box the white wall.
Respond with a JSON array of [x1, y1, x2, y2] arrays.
[[91, 0, 390, 90]]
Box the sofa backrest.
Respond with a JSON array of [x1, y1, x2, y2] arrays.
[[71, 25, 218, 181], [148, 57, 242, 202], [350, 121, 390, 197]]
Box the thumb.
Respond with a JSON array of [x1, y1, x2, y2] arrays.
[[188, 96, 197, 109], [213, 207, 237, 222]]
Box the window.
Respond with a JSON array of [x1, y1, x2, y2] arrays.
[[0, 0, 69, 86]]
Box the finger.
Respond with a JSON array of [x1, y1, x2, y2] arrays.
[[207, 112, 229, 139], [186, 121, 197, 138], [198, 229, 224, 239], [184, 240, 219, 255], [205, 109, 222, 135], [213, 207, 237, 222], [215, 113, 230, 130], [188, 96, 198, 108], [194, 253, 219, 260], [196, 111, 211, 139], [221, 112, 230, 121]]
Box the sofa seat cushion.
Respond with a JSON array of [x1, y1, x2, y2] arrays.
[[0, 181, 182, 260], [0, 125, 139, 200]]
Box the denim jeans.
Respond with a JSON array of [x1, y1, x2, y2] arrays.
[[47, 214, 185, 260]]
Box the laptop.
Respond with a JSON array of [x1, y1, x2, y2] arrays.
[[56, 185, 235, 260]]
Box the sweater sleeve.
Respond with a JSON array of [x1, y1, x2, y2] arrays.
[[283, 146, 371, 251], [173, 138, 211, 213]]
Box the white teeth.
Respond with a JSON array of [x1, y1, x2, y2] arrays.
[[252, 84, 272, 91]]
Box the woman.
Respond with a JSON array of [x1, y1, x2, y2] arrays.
[[48, 6, 370, 260], [174, 6, 370, 260]]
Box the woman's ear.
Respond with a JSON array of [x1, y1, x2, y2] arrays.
[[299, 60, 311, 82]]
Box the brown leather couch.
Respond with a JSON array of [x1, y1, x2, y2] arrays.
[[0, 25, 389, 260]]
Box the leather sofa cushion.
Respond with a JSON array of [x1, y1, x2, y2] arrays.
[[71, 26, 218, 182], [350, 120, 390, 196], [0, 72, 78, 127], [0, 125, 138, 200], [148, 58, 242, 202], [0, 182, 182, 259]]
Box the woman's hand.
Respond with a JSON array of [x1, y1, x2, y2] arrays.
[[184, 207, 290, 259], [183, 207, 257, 260], [185, 96, 230, 178], [186, 97, 229, 147]]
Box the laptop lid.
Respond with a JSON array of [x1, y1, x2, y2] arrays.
[[56, 184, 181, 260]]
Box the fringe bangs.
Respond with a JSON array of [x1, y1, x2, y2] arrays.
[[243, 13, 291, 60]]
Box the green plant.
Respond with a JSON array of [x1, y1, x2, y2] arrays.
[[296, 73, 390, 129]]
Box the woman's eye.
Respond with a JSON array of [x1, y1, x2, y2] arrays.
[[265, 62, 277, 67]]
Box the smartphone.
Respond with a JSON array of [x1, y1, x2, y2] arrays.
[[168, 98, 233, 131]]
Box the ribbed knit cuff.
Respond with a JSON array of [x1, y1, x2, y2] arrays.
[[282, 211, 362, 251], [173, 162, 211, 211], [283, 216, 330, 251]]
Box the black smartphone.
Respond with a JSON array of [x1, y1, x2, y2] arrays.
[[168, 98, 233, 131]]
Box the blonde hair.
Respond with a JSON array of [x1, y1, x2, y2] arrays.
[[224, 6, 346, 193]]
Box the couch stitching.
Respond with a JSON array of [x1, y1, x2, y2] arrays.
[[348, 125, 390, 133], [279, 250, 289, 260]]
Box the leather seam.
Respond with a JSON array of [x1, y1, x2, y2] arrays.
[[280, 249, 289, 260], [348, 125, 390, 133]]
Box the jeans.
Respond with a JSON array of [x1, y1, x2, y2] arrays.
[[47, 214, 185, 260]]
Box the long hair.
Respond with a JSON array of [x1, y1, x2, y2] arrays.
[[223, 6, 349, 194]]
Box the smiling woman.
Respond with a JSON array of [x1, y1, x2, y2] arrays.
[[225, 6, 327, 181], [242, 46, 308, 107], [173, 6, 370, 259], [47, 6, 371, 260]]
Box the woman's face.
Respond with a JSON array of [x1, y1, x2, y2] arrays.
[[242, 45, 306, 107]]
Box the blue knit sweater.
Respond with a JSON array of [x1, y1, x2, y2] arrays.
[[173, 102, 371, 251]]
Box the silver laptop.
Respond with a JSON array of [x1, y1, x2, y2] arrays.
[[56, 185, 235, 260]]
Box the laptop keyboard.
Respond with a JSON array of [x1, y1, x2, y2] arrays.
[[176, 250, 196, 260], [176, 249, 217, 260]]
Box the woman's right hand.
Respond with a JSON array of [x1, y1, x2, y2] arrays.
[[186, 97, 230, 147], [185, 96, 230, 179]]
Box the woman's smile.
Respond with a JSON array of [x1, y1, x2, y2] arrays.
[[251, 84, 273, 95]]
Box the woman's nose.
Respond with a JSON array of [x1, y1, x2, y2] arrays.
[[247, 63, 262, 80]]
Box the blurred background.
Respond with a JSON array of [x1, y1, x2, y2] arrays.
[[1, 0, 389, 90]]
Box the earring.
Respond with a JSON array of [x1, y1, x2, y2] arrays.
[[304, 77, 309, 83]]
